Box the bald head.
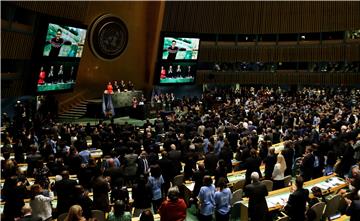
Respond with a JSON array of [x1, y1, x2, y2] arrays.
[[251, 172, 260, 182], [21, 205, 32, 215]]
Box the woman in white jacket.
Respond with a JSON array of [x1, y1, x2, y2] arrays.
[[272, 153, 287, 190], [29, 184, 54, 221]]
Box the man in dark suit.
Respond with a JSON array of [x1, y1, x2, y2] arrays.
[[244, 148, 262, 185], [158, 151, 173, 196], [300, 146, 315, 181], [54, 170, 78, 215], [204, 144, 218, 176], [345, 190, 360, 221], [19, 205, 42, 221], [285, 176, 309, 221], [244, 172, 269, 221], [168, 144, 182, 177]]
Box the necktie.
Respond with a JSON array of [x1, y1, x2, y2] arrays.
[[143, 159, 149, 173]]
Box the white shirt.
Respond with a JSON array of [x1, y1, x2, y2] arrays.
[[30, 192, 54, 220], [272, 163, 285, 181]]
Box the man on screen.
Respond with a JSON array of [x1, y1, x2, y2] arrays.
[[47, 29, 73, 57], [166, 40, 179, 61]]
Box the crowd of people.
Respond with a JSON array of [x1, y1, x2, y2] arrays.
[[1, 86, 360, 221], [210, 61, 360, 73]]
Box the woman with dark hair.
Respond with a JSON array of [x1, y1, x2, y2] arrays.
[[214, 177, 232, 221], [306, 186, 326, 221], [132, 175, 153, 217], [139, 209, 154, 221], [245, 148, 262, 185], [197, 175, 215, 221], [107, 200, 132, 221], [214, 159, 229, 187], [148, 164, 164, 213], [158, 186, 187, 221]]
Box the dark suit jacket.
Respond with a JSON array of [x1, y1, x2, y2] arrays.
[[300, 154, 315, 181], [54, 178, 78, 214], [19, 215, 42, 221], [168, 150, 182, 175], [244, 181, 269, 221], [245, 156, 262, 185], [285, 188, 309, 221], [158, 156, 174, 182], [204, 152, 218, 176], [346, 199, 360, 221]]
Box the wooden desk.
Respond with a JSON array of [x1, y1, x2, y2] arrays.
[[272, 142, 284, 154], [333, 215, 350, 221], [240, 174, 348, 220], [184, 166, 265, 192]]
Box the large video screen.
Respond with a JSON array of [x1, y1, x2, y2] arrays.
[[36, 61, 79, 92], [159, 62, 197, 84], [43, 23, 87, 58], [162, 37, 200, 60]]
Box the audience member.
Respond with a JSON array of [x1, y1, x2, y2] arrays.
[[197, 175, 215, 221], [64, 205, 86, 221], [29, 184, 53, 221], [244, 172, 269, 221], [284, 176, 309, 221], [107, 200, 132, 221], [158, 186, 187, 221], [214, 177, 232, 221]]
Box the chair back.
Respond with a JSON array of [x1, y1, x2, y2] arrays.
[[173, 174, 184, 186], [323, 194, 341, 218], [231, 189, 243, 206], [261, 179, 273, 192], [232, 179, 245, 191], [283, 175, 292, 187], [91, 210, 106, 221], [230, 201, 241, 221], [310, 201, 326, 221], [276, 215, 289, 221], [57, 213, 68, 221]]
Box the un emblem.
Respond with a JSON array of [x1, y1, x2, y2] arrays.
[[89, 14, 128, 60]]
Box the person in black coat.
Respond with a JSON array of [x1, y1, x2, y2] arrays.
[[285, 176, 309, 221], [282, 141, 295, 176], [204, 144, 218, 176], [244, 172, 269, 221], [345, 190, 360, 221], [264, 147, 277, 180], [18, 205, 42, 221], [158, 151, 173, 196], [92, 174, 111, 212], [168, 144, 182, 177], [132, 175, 153, 217], [54, 170, 78, 215], [245, 148, 262, 185], [73, 185, 94, 220], [300, 146, 315, 181]]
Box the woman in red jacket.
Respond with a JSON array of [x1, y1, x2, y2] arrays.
[[158, 186, 187, 221]]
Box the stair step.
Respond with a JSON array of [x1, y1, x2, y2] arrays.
[[68, 107, 87, 111], [59, 113, 83, 117]]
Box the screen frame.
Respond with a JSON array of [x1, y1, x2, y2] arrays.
[[32, 14, 88, 94], [155, 32, 201, 86]]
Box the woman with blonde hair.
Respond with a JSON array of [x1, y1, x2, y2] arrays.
[[64, 205, 86, 221], [272, 153, 287, 190]]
